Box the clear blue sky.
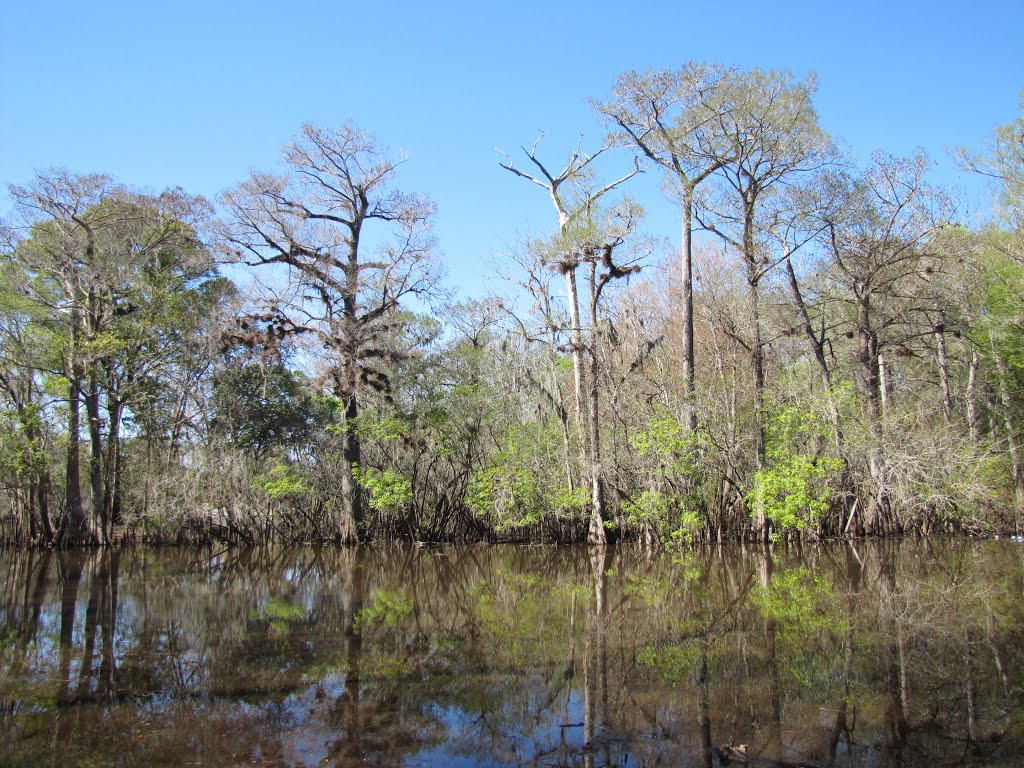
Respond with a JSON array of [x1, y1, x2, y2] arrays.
[[2, 0, 1022, 298]]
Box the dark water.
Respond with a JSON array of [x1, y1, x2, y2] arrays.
[[1, 540, 1023, 767]]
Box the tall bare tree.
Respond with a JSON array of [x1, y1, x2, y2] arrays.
[[219, 123, 439, 543], [818, 152, 955, 533], [501, 137, 641, 544]]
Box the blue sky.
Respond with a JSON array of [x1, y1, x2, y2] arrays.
[[2, 0, 1022, 298]]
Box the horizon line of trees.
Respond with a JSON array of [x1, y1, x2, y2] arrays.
[[1, 63, 1023, 548]]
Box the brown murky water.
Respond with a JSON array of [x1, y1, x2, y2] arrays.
[[0, 540, 1022, 767]]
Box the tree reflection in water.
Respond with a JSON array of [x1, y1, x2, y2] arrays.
[[0, 540, 1022, 767]]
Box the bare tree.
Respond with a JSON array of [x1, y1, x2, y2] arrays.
[[501, 137, 641, 544], [818, 152, 955, 533], [218, 123, 439, 543]]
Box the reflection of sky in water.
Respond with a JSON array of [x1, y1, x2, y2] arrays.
[[410, 696, 589, 768]]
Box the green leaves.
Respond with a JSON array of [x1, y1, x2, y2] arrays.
[[465, 421, 582, 530], [211, 365, 323, 458], [253, 463, 307, 500], [353, 465, 413, 512], [747, 404, 843, 532]]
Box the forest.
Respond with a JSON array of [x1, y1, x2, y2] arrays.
[[1, 63, 1022, 548]]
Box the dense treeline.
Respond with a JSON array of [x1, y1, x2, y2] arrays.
[[1, 65, 1023, 547]]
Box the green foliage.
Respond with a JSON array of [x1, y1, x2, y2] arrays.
[[748, 455, 838, 531], [971, 229, 1024, 374], [465, 461, 541, 528], [637, 643, 702, 682], [353, 465, 413, 512], [631, 416, 696, 473], [625, 574, 673, 608], [211, 365, 323, 457], [666, 508, 706, 545], [623, 490, 705, 543], [622, 489, 670, 524], [253, 463, 307, 500], [342, 409, 411, 442], [254, 597, 307, 635], [466, 421, 581, 530], [747, 404, 843, 531]]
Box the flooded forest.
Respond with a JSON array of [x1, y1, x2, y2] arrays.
[[1, 540, 1023, 766], [1, 63, 1023, 547]]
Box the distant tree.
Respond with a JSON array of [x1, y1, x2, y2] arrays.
[[818, 152, 956, 532], [958, 98, 1024, 524], [956, 92, 1024, 233]]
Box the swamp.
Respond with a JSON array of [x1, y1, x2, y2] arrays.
[[1, 539, 1022, 767], [3, 56, 1024, 768]]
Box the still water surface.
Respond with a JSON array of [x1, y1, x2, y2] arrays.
[[1, 540, 1023, 767]]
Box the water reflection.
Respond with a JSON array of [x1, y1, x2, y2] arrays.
[[0, 540, 1022, 766]]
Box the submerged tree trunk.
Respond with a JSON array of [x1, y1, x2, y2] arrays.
[[56, 553, 83, 703]]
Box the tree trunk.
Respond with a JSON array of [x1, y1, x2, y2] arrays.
[[747, 267, 768, 540], [934, 326, 954, 424], [586, 262, 608, 545], [878, 351, 891, 420], [103, 396, 124, 531], [741, 203, 769, 541], [23, 414, 55, 544], [680, 190, 697, 433], [564, 266, 591, 470], [967, 349, 982, 443], [996, 357, 1024, 532], [63, 343, 90, 546], [86, 373, 106, 545], [785, 254, 856, 532], [784, 255, 840, 429], [563, 263, 604, 543], [338, 391, 362, 544], [858, 299, 887, 534]]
